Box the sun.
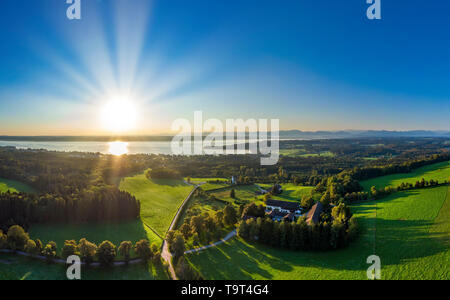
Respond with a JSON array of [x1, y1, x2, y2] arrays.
[[100, 98, 137, 133]]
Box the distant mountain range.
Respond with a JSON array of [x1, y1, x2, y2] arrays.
[[0, 130, 448, 142], [278, 130, 450, 139]]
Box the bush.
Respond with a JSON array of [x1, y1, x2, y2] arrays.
[[24, 239, 38, 255], [78, 238, 97, 264], [96, 241, 117, 267], [0, 230, 7, 249], [118, 241, 133, 262], [62, 240, 79, 259], [7, 225, 30, 251], [134, 239, 152, 261], [42, 242, 57, 262]]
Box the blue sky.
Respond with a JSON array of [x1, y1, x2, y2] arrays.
[[0, 0, 449, 135]]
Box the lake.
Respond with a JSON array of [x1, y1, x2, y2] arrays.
[[0, 139, 265, 156]]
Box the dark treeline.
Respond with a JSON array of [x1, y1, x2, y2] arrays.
[[347, 153, 450, 181], [315, 153, 450, 205], [0, 149, 144, 227], [238, 203, 358, 251], [0, 188, 140, 228]]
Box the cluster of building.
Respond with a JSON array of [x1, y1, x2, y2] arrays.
[[265, 199, 324, 225]]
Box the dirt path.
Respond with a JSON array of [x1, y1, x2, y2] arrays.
[[161, 182, 200, 280], [184, 230, 237, 255]]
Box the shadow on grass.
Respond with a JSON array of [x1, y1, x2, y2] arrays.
[[188, 215, 448, 279]]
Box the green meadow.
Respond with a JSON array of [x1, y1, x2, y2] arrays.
[[0, 253, 169, 280], [0, 178, 37, 194], [360, 161, 450, 190], [119, 173, 193, 236], [257, 183, 314, 202], [29, 219, 163, 253], [280, 149, 335, 158], [187, 186, 450, 280], [187, 177, 230, 191], [211, 185, 262, 205]]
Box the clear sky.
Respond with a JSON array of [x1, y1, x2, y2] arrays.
[[0, 0, 449, 135]]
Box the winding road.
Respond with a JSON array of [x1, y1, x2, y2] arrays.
[[161, 182, 200, 280]]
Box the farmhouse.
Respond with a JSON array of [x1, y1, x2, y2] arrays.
[[266, 210, 296, 222], [265, 199, 301, 214], [306, 201, 324, 225]]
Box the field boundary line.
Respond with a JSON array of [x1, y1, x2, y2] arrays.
[[141, 220, 164, 240]]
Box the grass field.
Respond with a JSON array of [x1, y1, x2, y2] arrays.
[[187, 186, 450, 280], [361, 161, 450, 190], [257, 183, 314, 202], [119, 173, 193, 236], [0, 253, 169, 280], [280, 149, 335, 158], [187, 177, 230, 191], [29, 220, 163, 254], [211, 185, 262, 205], [177, 194, 228, 228], [0, 178, 37, 194]]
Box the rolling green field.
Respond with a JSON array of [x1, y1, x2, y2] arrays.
[[0, 253, 169, 280], [119, 173, 193, 236], [187, 177, 230, 191], [187, 186, 450, 280], [177, 194, 228, 228], [361, 161, 450, 190], [280, 149, 335, 158], [257, 183, 314, 202], [0, 178, 37, 194], [211, 185, 262, 205], [29, 220, 163, 253]]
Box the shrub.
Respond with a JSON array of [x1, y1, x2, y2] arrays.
[[78, 238, 97, 264], [0, 230, 7, 249], [42, 242, 57, 262], [96, 241, 117, 267], [118, 241, 133, 262], [62, 240, 79, 259], [134, 239, 152, 261], [7, 225, 30, 251], [24, 239, 38, 255]]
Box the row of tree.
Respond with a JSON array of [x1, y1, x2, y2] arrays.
[[238, 203, 358, 251], [0, 225, 162, 267], [0, 187, 140, 227]]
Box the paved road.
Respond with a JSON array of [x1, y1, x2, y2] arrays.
[[161, 182, 200, 280]]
